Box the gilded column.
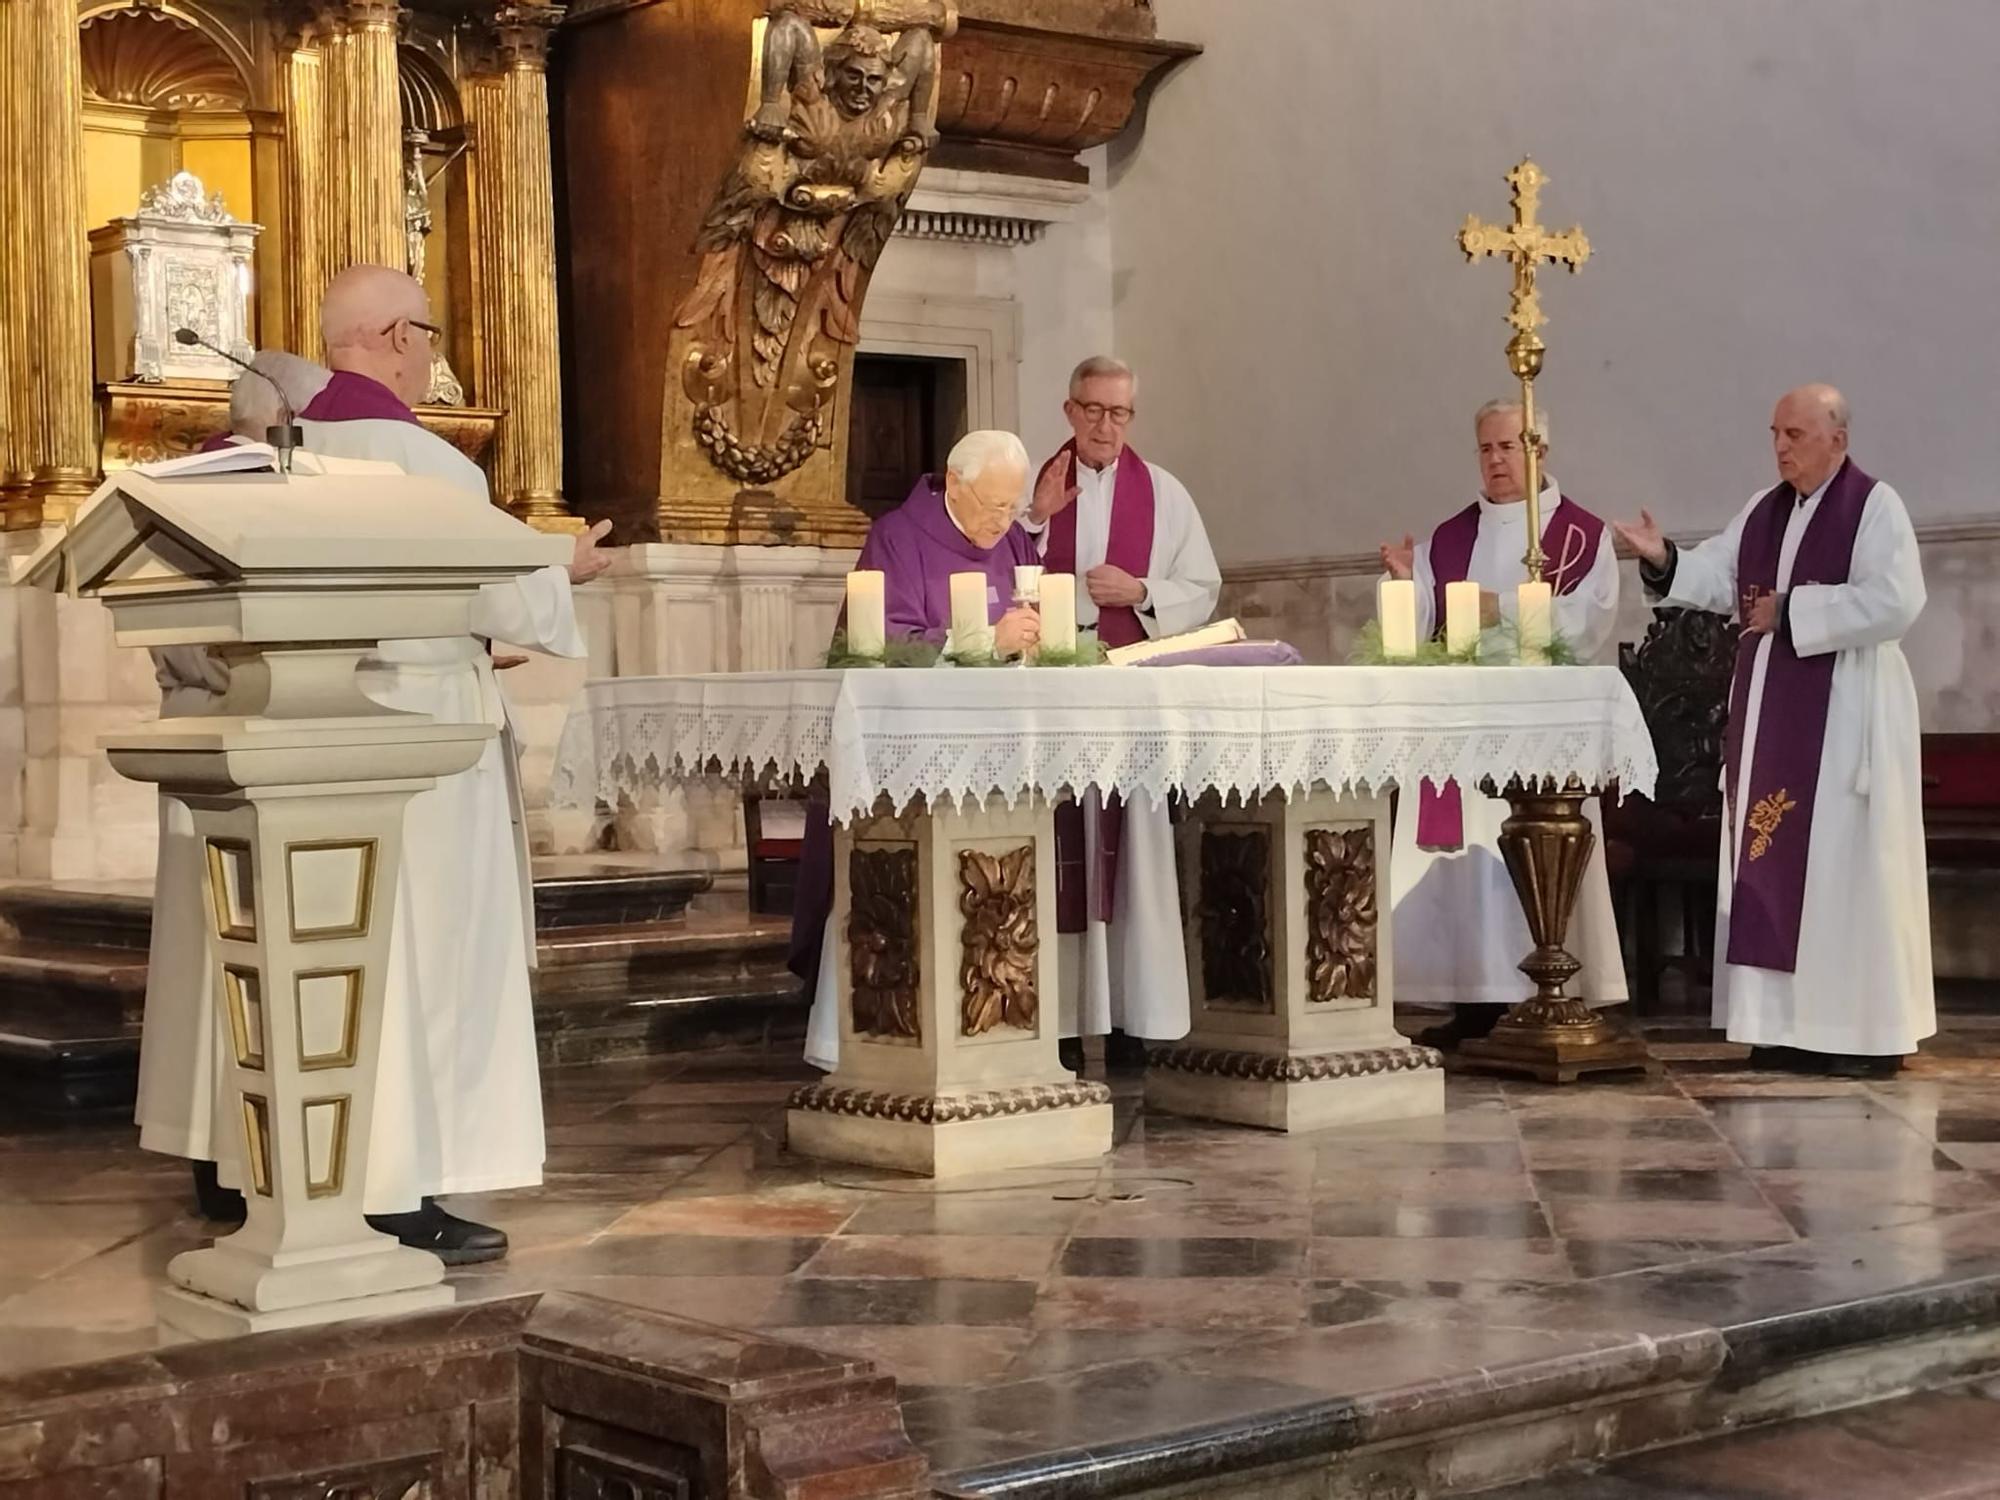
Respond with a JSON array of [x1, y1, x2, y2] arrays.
[[323, 0, 403, 273], [0, 0, 30, 502], [280, 36, 330, 355], [464, 3, 573, 530], [0, 0, 97, 527]]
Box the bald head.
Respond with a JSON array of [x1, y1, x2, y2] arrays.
[[320, 264, 434, 407], [1771, 383, 1851, 495]]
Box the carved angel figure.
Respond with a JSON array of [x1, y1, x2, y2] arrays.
[[672, 0, 957, 487], [959, 846, 1038, 1036]]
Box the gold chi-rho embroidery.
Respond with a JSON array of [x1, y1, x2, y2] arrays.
[[1746, 789, 1798, 862]]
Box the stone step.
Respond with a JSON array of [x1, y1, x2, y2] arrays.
[[0, 875, 803, 1119], [0, 863, 715, 954]]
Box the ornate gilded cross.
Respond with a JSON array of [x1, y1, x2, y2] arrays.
[[1458, 159, 1591, 582]]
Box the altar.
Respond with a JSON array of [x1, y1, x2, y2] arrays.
[[552, 664, 1659, 1174]]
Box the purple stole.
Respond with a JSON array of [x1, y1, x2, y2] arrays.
[[1722, 458, 1873, 972], [1415, 496, 1607, 851], [300, 371, 422, 426], [1036, 442, 1158, 935]]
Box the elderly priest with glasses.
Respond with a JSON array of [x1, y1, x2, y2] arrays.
[[1024, 356, 1223, 1065]]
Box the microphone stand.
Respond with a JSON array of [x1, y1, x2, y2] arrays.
[[172, 329, 303, 473]]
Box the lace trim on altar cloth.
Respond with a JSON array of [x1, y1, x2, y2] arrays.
[[548, 672, 1659, 824]]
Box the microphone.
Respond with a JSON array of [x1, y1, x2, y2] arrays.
[[173, 328, 303, 473]]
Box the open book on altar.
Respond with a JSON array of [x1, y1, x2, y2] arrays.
[[1104, 618, 1246, 666]]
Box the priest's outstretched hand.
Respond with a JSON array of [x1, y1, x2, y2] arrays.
[[994, 606, 1042, 658], [1030, 453, 1079, 524], [569, 519, 615, 584], [1380, 534, 1415, 580], [1611, 510, 1668, 568]]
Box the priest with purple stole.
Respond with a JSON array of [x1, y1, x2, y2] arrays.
[[1024, 356, 1220, 1060], [1380, 400, 1626, 1050], [796, 431, 1044, 1070], [136, 265, 614, 1266], [1616, 385, 1932, 1079]]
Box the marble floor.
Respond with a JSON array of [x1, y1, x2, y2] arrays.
[[7, 1013, 2000, 1492]]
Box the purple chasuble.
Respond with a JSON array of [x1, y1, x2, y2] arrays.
[[792, 477, 1036, 995], [1416, 495, 1607, 852], [1722, 458, 1874, 972], [848, 475, 1038, 643], [1034, 442, 1158, 934], [300, 371, 423, 426]]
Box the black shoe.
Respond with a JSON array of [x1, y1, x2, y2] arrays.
[[192, 1159, 246, 1224], [1104, 1031, 1149, 1069], [1747, 1045, 1808, 1072], [366, 1198, 509, 1265], [1058, 1037, 1085, 1075], [1820, 1053, 1905, 1081], [1414, 1005, 1507, 1053]]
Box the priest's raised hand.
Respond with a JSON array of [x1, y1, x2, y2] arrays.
[[1611, 509, 1668, 568], [1030, 447, 1079, 524], [1380, 533, 1415, 580], [569, 518, 615, 584]]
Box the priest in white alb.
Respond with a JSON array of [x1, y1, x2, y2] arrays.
[[1615, 384, 1932, 1079], [1379, 400, 1625, 1049], [136, 266, 614, 1262], [1024, 356, 1221, 1058]]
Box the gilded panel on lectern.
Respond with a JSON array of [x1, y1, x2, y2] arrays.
[[301, 1095, 352, 1198], [660, 0, 958, 547], [224, 966, 268, 1070], [240, 1092, 274, 1197]]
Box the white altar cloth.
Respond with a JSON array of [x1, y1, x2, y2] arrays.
[[549, 665, 1659, 817]]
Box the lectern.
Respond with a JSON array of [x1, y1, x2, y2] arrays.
[[20, 468, 570, 1338]]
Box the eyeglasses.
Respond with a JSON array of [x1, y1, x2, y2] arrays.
[[1071, 401, 1135, 427], [380, 316, 443, 347]]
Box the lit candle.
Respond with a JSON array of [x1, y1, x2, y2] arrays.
[[1378, 578, 1418, 660], [1444, 580, 1482, 656], [1516, 581, 1553, 665], [949, 571, 992, 657], [845, 569, 886, 658], [1013, 564, 1044, 603], [1041, 573, 1077, 655]]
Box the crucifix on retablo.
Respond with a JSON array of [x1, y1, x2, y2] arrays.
[[1458, 158, 1591, 582]]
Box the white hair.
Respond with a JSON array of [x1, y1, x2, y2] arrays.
[[945, 429, 1029, 485], [229, 351, 332, 436], [1069, 355, 1136, 399], [1475, 398, 1550, 449]]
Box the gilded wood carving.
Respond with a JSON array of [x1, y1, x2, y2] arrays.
[[1198, 828, 1273, 1010], [1303, 827, 1377, 1004], [662, 0, 957, 543], [848, 844, 921, 1039], [958, 845, 1037, 1035]]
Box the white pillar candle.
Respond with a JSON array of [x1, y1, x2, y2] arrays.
[[1040, 573, 1077, 654], [1013, 564, 1043, 602], [1377, 578, 1418, 660], [949, 571, 991, 657], [1516, 580, 1554, 665], [1444, 580, 1482, 656], [845, 569, 886, 657]]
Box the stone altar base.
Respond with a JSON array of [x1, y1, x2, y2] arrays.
[[786, 792, 1113, 1176], [1145, 787, 1444, 1132]]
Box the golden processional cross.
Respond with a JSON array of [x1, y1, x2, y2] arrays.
[[1459, 158, 1591, 582]]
